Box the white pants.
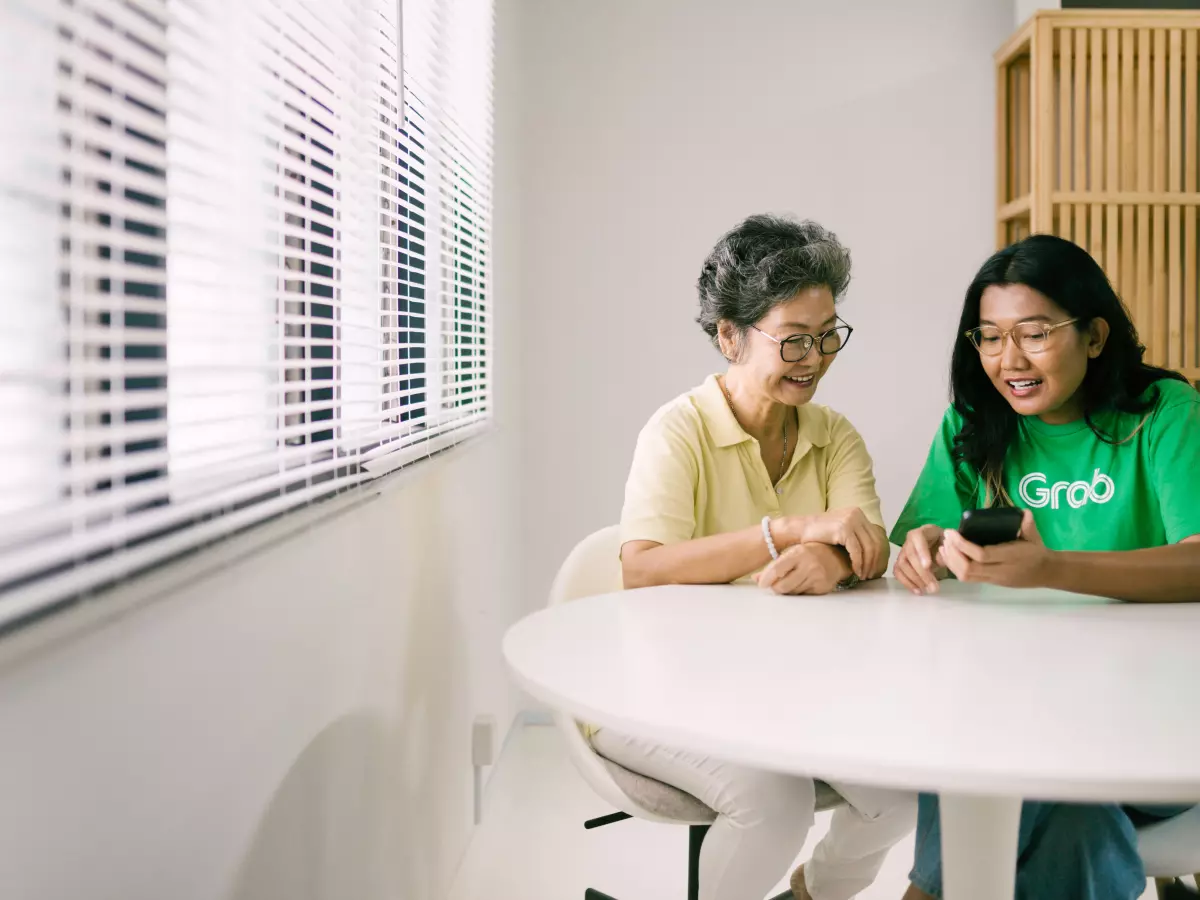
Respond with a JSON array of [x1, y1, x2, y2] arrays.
[[590, 729, 917, 900]]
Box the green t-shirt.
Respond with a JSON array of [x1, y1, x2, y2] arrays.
[[890, 379, 1200, 552]]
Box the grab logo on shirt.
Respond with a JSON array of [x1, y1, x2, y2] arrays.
[[1018, 469, 1116, 509]]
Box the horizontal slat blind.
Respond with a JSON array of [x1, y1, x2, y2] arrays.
[[0, 0, 495, 626], [360, 0, 493, 473]]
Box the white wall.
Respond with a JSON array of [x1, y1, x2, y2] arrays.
[[515, 0, 1016, 597], [0, 1, 530, 896], [1015, 0, 1060, 28], [0, 437, 527, 900]]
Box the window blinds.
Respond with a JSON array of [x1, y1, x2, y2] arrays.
[[359, 0, 495, 476], [0, 0, 495, 628]]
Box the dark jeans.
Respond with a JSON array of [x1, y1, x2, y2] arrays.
[[910, 793, 1195, 900]]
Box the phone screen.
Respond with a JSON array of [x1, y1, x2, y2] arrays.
[[958, 508, 1024, 546]]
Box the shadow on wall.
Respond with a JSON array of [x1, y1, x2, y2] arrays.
[[225, 476, 473, 900], [226, 711, 394, 900]]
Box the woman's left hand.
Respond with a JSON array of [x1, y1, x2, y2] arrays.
[[755, 543, 846, 595], [937, 510, 1055, 588]]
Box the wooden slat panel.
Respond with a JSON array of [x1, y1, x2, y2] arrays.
[[1034, 20, 1056, 232], [1075, 28, 1089, 246], [995, 14, 1200, 352], [997, 18, 1035, 68], [1060, 27, 1074, 196], [1152, 29, 1168, 363], [1187, 209, 1198, 370], [1053, 191, 1200, 204], [1076, 204, 1089, 248], [1169, 30, 1183, 194], [1153, 28, 1167, 197], [1168, 30, 1183, 367], [998, 196, 1033, 222], [1121, 207, 1136, 302], [1137, 28, 1152, 352], [1021, 58, 1032, 198], [1106, 29, 1121, 192], [1106, 28, 1120, 285], [1046, 10, 1200, 29], [1186, 29, 1198, 195], [1139, 29, 1153, 194], [1009, 64, 1019, 206], [997, 59, 1009, 248], [1186, 29, 1198, 370], [1170, 203, 1183, 368], [1121, 29, 1136, 304], [1090, 29, 1105, 263], [1121, 29, 1137, 194]]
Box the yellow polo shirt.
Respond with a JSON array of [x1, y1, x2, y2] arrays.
[[620, 374, 885, 556]]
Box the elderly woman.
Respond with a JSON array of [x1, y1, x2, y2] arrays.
[[590, 215, 916, 900]]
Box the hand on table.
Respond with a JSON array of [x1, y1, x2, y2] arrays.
[[894, 524, 948, 595], [755, 543, 845, 595], [791, 507, 887, 580]]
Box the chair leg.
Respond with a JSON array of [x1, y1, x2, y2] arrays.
[[583, 819, 714, 900], [687, 824, 710, 900], [585, 811, 633, 830], [1157, 877, 1200, 899]]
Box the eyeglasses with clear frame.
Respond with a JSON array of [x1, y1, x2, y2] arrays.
[[751, 319, 854, 363], [964, 318, 1079, 356]]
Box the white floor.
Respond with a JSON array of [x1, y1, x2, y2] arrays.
[[449, 723, 1162, 900]]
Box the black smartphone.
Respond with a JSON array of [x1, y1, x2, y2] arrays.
[[958, 507, 1024, 546]]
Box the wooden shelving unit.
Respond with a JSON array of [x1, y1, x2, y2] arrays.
[[996, 9, 1200, 383]]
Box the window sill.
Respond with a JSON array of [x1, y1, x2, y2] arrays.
[[0, 424, 497, 671]]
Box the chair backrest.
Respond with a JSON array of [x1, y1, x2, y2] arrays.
[[546, 526, 700, 823], [546, 526, 841, 824], [548, 525, 623, 606], [1137, 803, 1200, 877]]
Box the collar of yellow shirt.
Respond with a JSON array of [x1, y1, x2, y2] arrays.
[[696, 374, 832, 466]]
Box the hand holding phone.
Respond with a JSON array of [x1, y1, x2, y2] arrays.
[[957, 507, 1024, 547]]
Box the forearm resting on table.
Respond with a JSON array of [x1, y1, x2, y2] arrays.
[[1045, 538, 1200, 603], [621, 526, 777, 588]]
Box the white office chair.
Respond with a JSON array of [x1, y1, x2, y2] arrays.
[[1140, 802, 1200, 898], [548, 526, 842, 900]]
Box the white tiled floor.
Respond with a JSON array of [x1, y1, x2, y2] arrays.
[[450, 723, 1166, 900]]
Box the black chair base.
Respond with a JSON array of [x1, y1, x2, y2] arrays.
[[582, 816, 710, 900], [580, 812, 797, 900], [1158, 878, 1200, 900]]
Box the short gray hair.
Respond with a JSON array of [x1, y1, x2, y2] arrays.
[[696, 215, 852, 350]]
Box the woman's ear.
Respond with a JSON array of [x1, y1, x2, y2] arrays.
[[1086, 318, 1110, 359], [717, 321, 742, 362]]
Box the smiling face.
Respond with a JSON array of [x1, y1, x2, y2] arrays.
[[719, 286, 839, 407], [976, 283, 1108, 423]]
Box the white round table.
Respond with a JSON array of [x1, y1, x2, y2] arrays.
[[503, 578, 1200, 900]]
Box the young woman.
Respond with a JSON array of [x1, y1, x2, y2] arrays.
[[891, 233, 1200, 900], [597, 214, 916, 900]]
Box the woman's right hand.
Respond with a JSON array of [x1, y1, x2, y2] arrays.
[[786, 508, 886, 580], [894, 524, 948, 595], [756, 543, 846, 595]]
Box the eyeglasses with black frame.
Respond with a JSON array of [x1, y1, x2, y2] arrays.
[[751, 319, 854, 363]]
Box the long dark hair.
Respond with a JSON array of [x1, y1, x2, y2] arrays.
[[949, 234, 1187, 505]]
